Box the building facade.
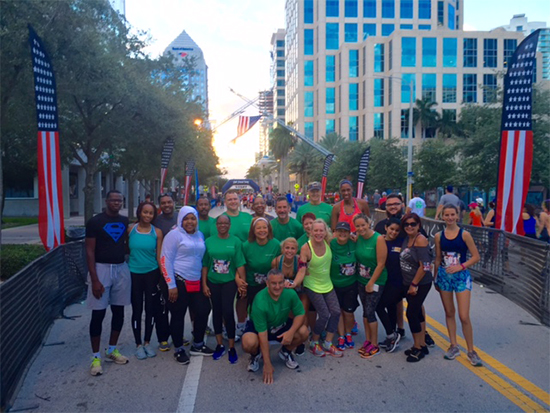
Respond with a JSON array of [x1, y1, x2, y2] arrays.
[[258, 89, 274, 157]]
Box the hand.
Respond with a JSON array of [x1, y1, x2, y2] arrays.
[[407, 285, 418, 296], [277, 330, 293, 346], [238, 284, 248, 298], [446, 264, 462, 274], [365, 282, 374, 294], [168, 287, 178, 303], [284, 279, 293, 288], [263, 364, 274, 385], [91, 280, 105, 299], [203, 284, 211, 298], [350, 233, 358, 242], [235, 277, 248, 290]]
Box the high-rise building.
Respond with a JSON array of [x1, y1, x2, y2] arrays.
[[258, 89, 274, 156], [164, 30, 209, 116], [271, 29, 287, 123], [285, 0, 526, 145]]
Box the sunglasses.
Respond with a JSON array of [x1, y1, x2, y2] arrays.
[[386, 203, 402, 207], [404, 222, 418, 228]]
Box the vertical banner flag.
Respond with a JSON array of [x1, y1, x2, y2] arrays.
[[356, 146, 371, 199], [230, 115, 262, 143], [160, 138, 175, 191], [183, 160, 195, 205], [495, 30, 540, 235], [320, 154, 335, 201], [29, 26, 65, 251], [195, 167, 200, 201]]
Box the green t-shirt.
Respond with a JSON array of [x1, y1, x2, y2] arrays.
[[221, 211, 253, 242], [271, 217, 304, 242], [251, 287, 305, 333], [296, 202, 333, 226], [330, 238, 357, 288], [198, 217, 215, 239], [297, 233, 309, 250], [242, 239, 281, 286], [355, 232, 387, 286], [203, 235, 246, 284]]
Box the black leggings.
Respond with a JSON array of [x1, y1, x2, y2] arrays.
[[131, 269, 160, 346], [159, 276, 212, 349], [154, 283, 170, 343], [89, 305, 124, 338], [377, 283, 404, 336], [208, 280, 237, 339], [406, 283, 431, 334]]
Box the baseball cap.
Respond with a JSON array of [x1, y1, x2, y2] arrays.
[[468, 202, 478, 208], [308, 182, 322, 191], [335, 221, 351, 231], [476, 197, 484, 205]]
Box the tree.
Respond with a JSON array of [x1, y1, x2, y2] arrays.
[[245, 165, 261, 182], [365, 138, 407, 193], [437, 109, 460, 138], [269, 127, 294, 192], [414, 98, 439, 139], [288, 142, 323, 188], [319, 132, 346, 153], [414, 139, 457, 191]]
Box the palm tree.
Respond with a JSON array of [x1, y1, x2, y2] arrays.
[[269, 127, 295, 192], [245, 165, 261, 182], [437, 110, 459, 138], [319, 132, 346, 153], [414, 98, 439, 139], [288, 142, 323, 189]]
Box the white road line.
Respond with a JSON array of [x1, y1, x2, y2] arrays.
[[177, 356, 204, 413]]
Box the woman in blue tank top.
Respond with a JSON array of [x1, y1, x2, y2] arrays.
[[434, 204, 482, 367], [128, 201, 163, 360]]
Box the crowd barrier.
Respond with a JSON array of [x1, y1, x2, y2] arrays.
[[373, 210, 550, 326], [0, 241, 87, 410]]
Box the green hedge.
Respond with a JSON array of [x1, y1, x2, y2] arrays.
[[1, 245, 46, 281]]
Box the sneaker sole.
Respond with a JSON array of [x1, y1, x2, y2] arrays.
[[189, 350, 214, 357], [444, 354, 459, 360], [105, 357, 129, 365], [90, 370, 102, 376], [213, 352, 226, 361], [175, 359, 190, 365], [309, 350, 326, 357], [247, 365, 259, 372], [326, 352, 344, 358], [360, 350, 380, 359]]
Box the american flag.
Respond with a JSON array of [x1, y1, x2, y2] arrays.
[[29, 26, 65, 251], [160, 138, 175, 191], [183, 160, 195, 205], [496, 30, 540, 235], [321, 154, 334, 200], [356, 146, 371, 199], [230, 115, 261, 143]]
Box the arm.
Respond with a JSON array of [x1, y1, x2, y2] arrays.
[[277, 314, 305, 346], [160, 233, 178, 302], [235, 266, 247, 297], [330, 204, 339, 232], [435, 204, 443, 220], [271, 256, 279, 269], [155, 228, 164, 268], [467, 213, 473, 225], [462, 231, 480, 268], [85, 237, 104, 299], [292, 244, 311, 288], [258, 331, 274, 384], [365, 236, 387, 293], [405, 206, 412, 214], [407, 235, 429, 295], [359, 199, 371, 218], [201, 266, 211, 297]]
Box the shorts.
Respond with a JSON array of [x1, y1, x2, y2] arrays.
[[247, 284, 266, 308], [86, 262, 131, 310], [358, 283, 385, 323], [244, 318, 293, 342], [436, 267, 472, 293], [334, 283, 359, 313]]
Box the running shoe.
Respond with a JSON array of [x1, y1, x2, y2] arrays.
[[174, 349, 190, 365], [467, 350, 483, 367], [386, 332, 401, 353], [444, 345, 460, 360], [345, 334, 355, 349], [90, 357, 102, 376], [357, 340, 371, 356], [189, 344, 215, 356], [295, 343, 306, 356], [158, 341, 171, 352], [135, 346, 147, 360], [309, 342, 326, 357], [213, 344, 226, 361], [351, 321, 359, 336], [323, 343, 344, 358], [247, 352, 262, 372], [105, 349, 129, 364], [360, 344, 380, 359], [425, 331, 435, 347], [404, 345, 429, 356], [228, 347, 238, 364], [336, 336, 346, 351], [279, 348, 299, 369], [406, 347, 425, 363], [378, 339, 389, 350], [144, 344, 157, 358], [397, 328, 406, 339]]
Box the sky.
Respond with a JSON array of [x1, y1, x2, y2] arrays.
[[125, 0, 550, 179]]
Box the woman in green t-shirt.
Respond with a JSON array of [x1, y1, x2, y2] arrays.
[[297, 212, 315, 249], [202, 215, 247, 364]]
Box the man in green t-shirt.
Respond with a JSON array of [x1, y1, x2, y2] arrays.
[[271, 197, 304, 242], [241, 269, 308, 384], [296, 182, 333, 226], [197, 196, 215, 239]]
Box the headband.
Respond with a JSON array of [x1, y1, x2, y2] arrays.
[[339, 179, 353, 188], [253, 217, 269, 227]]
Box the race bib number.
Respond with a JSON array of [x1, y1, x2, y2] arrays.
[[213, 259, 230, 274], [443, 252, 461, 268], [254, 273, 267, 284], [358, 263, 371, 279], [339, 262, 356, 276]]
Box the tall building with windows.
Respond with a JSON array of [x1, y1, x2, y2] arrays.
[[271, 29, 287, 124], [258, 89, 274, 157], [285, 0, 527, 145]]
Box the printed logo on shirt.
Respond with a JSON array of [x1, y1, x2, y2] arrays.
[[254, 273, 267, 284], [391, 246, 402, 253], [213, 259, 231, 274], [443, 252, 461, 268], [103, 223, 126, 242], [423, 262, 432, 272], [358, 263, 371, 279], [339, 262, 356, 276]]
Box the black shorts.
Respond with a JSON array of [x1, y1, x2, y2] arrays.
[[244, 318, 293, 342], [247, 285, 266, 309], [334, 283, 359, 313]]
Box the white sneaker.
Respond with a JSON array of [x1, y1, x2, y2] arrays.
[[278, 348, 299, 369], [247, 352, 262, 372]]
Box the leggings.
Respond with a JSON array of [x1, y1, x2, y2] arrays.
[[405, 283, 431, 334], [358, 284, 385, 323], [131, 269, 160, 346], [154, 283, 170, 343], [304, 288, 341, 335], [208, 280, 237, 339], [377, 283, 404, 335], [89, 305, 124, 338]]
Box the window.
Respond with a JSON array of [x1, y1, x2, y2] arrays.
[[304, 60, 314, 86], [483, 74, 497, 103], [463, 74, 477, 103], [326, 119, 335, 134], [349, 116, 359, 141], [463, 38, 477, 67], [277, 98, 285, 106], [422, 37, 437, 67], [419, 0, 431, 19], [401, 37, 416, 67], [388, 111, 392, 138], [442, 74, 456, 103], [326, 0, 339, 17], [326, 23, 339, 50], [277, 40, 284, 47], [516, 25, 523, 32], [305, 122, 314, 140], [326, 55, 336, 81], [400, 24, 413, 29], [419, 24, 431, 30], [374, 78, 384, 107], [277, 69, 285, 77], [382, 24, 394, 36], [277, 50, 285, 57], [389, 40, 393, 69], [305, 91, 314, 116], [400, 0, 413, 18], [278, 89, 285, 96], [345, 0, 358, 17], [363, 0, 376, 17], [349, 83, 359, 110], [326, 87, 335, 113], [277, 79, 285, 86], [504, 39, 517, 68], [437, 1, 444, 26], [374, 43, 384, 72], [304, 29, 314, 55], [448, 4, 455, 29], [401, 73, 416, 103], [422, 73, 436, 102], [443, 38, 457, 67], [389, 78, 393, 104], [349, 50, 359, 77], [442, 109, 456, 122], [382, 0, 394, 18], [277, 60, 285, 67], [401, 109, 416, 138], [483, 38, 497, 68], [345, 24, 358, 42], [374, 113, 384, 139], [304, 0, 314, 23], [363, 23, 376, 39]]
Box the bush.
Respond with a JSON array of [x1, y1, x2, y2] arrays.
[[1, 244, 46, 281]]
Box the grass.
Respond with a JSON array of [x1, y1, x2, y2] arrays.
[[1, 244, 46, 281], [1, 217, 39, 229]]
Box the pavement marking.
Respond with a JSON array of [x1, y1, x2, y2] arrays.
[[177, 356, 204, 413]]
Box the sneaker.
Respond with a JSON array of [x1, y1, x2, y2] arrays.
[[135, 346, 147, 360], [228, 347, 238, 364], [183, 337, 191, 346], [323, 343, 344, 358], [336, 336, 346, 351], [189, 344, 215, 357], [279, 348, 299, 369], [397, 328, 406, 339], [174, 349, 190, 365], [406, 347, 425, 362], [405, 346, 429, 356], [357, 340, 371, 356], [425, 331, 435, 347], [444, 345, 460, 360], [144, 344, 156, 358], [309, 342, 326, 357], [295, 343, 306, 356], [360, 344, 380, 359], [467, 350, 483, 367], [213, 344, 226, 361], [345, 334, 355, 349], [235, 325, 245, 343], [158, 341, 171, 352], [247, 352, 262, 372], [351, 321, 359, 336], [90, 357, 102, 376], [105, 349, 129, 364], [378, 338, 389, 350], [384, 332, 401, 353]]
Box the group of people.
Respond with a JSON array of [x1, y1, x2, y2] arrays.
[[85, 181, 486, 384]]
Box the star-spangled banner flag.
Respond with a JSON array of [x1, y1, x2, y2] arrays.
[[230, 115, 261, 143], [160, 138, 175, 191], [496, 30, 540, 235], [28, 25, 65, 251], [356, 146, 371, 199], [321, 154, 334, 201], [183, 160, 195, 205]]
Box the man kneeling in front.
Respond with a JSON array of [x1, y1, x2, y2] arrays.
[[241, 269, 309, 384]]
